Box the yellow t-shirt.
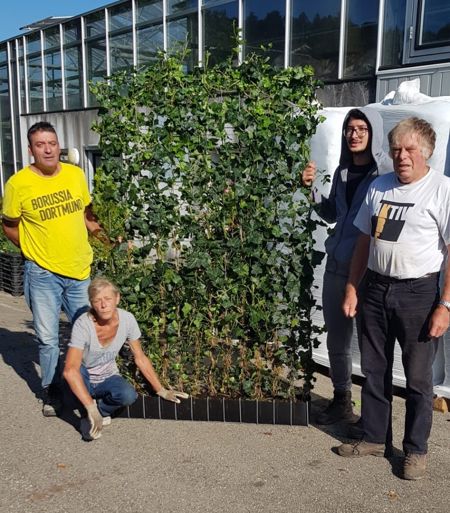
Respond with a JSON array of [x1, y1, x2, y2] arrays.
[[2, 163, 93, 280]]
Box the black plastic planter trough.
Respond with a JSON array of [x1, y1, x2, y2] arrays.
[[117, 394, 309, 426]]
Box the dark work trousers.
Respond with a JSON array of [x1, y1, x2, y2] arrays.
[[360, 271, 439, 455], [322, 267, 367, 392]]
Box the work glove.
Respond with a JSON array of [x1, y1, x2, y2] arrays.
[[157, 387, 189, 404], [85, 403, 103, 440]]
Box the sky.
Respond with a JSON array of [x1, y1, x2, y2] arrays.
[[1, 1, 110, 42]]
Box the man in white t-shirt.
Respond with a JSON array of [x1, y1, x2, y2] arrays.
[[337, 117, 450, 481]]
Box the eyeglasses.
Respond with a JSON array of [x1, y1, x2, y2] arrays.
[[343, 127, 369, 138]]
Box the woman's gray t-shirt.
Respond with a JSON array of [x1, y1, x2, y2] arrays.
[[69, 308, 141, 384]]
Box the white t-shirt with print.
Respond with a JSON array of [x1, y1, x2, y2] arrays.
[[354, 168, 450, 279], [69, 308, 142, 384]]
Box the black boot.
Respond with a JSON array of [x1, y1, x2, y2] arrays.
[[346, 417, 364, 439], [315, 390, 359, 425]]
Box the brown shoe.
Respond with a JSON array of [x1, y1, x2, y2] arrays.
[[403, 453, 427, 480], [337, 440, 385, 458]]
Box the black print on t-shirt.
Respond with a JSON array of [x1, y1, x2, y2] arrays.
[[371, 200, 414, 242], [30, 189, 84, 221]]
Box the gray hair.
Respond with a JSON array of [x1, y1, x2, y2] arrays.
[[388, 117, 436, 160]]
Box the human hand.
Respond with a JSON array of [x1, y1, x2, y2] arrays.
[[301, 161, 317, 187], [85, 402, 103, 439], [342, 284, 358, 318], [116, 237, 135, 251], [428, 305, 450, 339], [91, 228, 115, 249], [157, 387, 189, 404]]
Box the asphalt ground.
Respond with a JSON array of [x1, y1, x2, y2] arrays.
[[0, 290, 449, 513]]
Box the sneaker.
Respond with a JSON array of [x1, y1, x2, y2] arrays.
[[316, 390, 359, 425], [337, 440, 385, 458], [403, 453, 427, 480], [41, 386, 62, 417]]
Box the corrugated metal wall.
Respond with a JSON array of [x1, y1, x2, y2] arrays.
[[376, 65, 450, 101]]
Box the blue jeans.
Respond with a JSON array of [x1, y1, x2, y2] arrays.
[[24, 260, 90, 388], [80, 367, 138, 417], [361, 271, 439, 455]]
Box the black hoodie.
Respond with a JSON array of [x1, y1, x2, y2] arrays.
[[316, 106, 392, 274]]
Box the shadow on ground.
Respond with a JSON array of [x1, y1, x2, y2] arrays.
[[0, 325, 41, 396], [0, 324, 82, 433]]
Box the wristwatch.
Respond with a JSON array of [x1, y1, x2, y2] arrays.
[[438, 299, 450, 311]]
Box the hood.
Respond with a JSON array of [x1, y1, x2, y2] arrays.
[[339, 106, 391, 174]]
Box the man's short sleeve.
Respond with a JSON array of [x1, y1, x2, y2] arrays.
[[125, 311, 142, 341], [2, 180, 22, 220], [353, 187, 372, 235], [69, 314, 91, 350], [75, 166, 91, 208]]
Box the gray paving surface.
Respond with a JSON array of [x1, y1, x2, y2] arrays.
[[0, 290, 449, 513]]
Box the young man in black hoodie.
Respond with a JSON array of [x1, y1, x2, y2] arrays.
[[302, 108, 391, 425]]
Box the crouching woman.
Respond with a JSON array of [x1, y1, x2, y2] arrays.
[[63, 277, 187, 441]]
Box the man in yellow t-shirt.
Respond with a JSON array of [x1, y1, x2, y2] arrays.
[[2, 121, 108, 417]]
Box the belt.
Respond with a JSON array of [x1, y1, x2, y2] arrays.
[[367, 269, 439, 284]]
